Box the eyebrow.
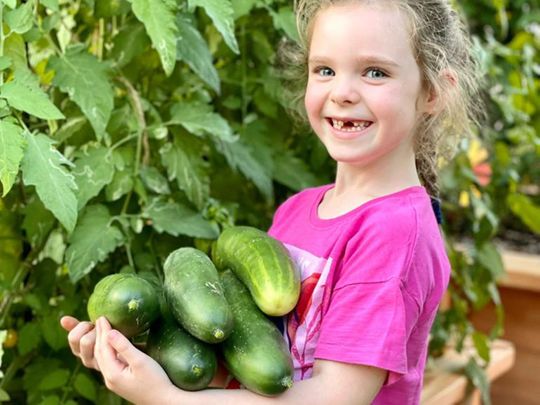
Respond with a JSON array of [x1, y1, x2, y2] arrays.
[[308, 55, 400, 68]]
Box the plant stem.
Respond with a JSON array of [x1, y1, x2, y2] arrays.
[[0, 4, 4, 87], [116, 76, 149, 174]]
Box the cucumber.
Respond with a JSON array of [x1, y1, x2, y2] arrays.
[[163, 247, 233, 343], [212, 226, 300, 316], [146, 318, 217, 391], [219, 269, 294, 396], [87, 273, 159, 337]]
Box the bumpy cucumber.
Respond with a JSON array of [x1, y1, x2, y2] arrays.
[[146, 318, 217, 391], [212, 226, 300, 316], [87, 273, 159, 337], [163, 247, 233, 343], [219, 269, 294, 396]]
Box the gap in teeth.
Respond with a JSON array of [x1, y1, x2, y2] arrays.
[[331, 119, 369, 130]]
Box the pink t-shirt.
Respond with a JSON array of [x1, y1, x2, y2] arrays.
[[268, 185, 451, 405]]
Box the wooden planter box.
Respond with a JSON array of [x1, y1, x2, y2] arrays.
[[469, 249, 540, 404], [422, 248, 539, 404], [421, 339, 515, 405]]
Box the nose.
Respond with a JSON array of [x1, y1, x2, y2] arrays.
[[330, 76, 361, 105]]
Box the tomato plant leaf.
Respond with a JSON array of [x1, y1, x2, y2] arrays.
[[128, 0, 178, 76], [20, 133, 78, 232], [216, 138, 273, 201], [72, 145, 115, 210], [0, 120, 25, 196], [139, 165, 170, 194], [5, 1, 34, 34], [169, 101, 236, 142], [160, 134, 209, 210], [273, 150, 319, 191], [48, 48, 113, 139], [176, 14, 220, 93], [143, 197, 218, 239], [188, 0, 239, 54], [0, 70, 64, 120], [507, 193, 540, 234], [65, 205, 125, 282]]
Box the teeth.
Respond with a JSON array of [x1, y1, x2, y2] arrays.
[[331, 118, 370, 131]]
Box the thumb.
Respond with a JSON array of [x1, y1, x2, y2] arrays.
[[107, 329, 146, 367]]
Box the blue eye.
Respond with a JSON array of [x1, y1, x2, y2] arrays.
[[315, 66, 335, 77], [366, 68, 387, 79]]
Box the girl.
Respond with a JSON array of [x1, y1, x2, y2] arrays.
[[61, 0, 482, 403]]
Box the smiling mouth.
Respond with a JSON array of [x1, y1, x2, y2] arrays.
[[327, 118, 372, 132]]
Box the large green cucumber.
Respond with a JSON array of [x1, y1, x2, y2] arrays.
[[87, 273, 159, 337], [212, 226, 300, 316], [219, 269, 294, 396], [146, 318, 217, 391], [163, 247, 233, 343]]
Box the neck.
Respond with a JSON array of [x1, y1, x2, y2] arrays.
[[332, 150, 421, 199]]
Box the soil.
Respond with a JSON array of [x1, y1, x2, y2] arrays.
[[494, 229, 540, 255]]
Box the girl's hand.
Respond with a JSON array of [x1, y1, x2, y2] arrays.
[[60, 316, 100, 371], [94, 316, 175, 405]]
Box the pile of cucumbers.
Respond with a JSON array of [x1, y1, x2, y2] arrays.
[[87, 226, 301, 396]]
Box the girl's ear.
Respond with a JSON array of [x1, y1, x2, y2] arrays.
[[422, 69, 457, 115]]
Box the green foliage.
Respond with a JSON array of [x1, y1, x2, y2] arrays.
[[0, 0, 537, 403]]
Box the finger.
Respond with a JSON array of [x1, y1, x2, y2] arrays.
[[60, 315, 81, 332], [106, 325, 147, 369], [95, 317, 125, 375], [79, 329, 99, 370], [67, 321, 95, 357]]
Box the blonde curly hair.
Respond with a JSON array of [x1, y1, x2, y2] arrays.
[[282, 0, 484, 199]]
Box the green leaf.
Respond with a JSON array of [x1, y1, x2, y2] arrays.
[[139, 165, 170, 194], [0, 70, 64, 120], [471, 331, 490, 363], [143, 197, 218, 239], [476, 242, 505, 279], [273, 150, 319, 191], [0, 388, 10, 401], [22, 196, 56, 248], [66, 205, 125, 282], [110, 22, 150, 68], [160, 134, 209, 210], [49, 47, 113, 139], [169, 102, 236, 142], [0, 0, 16, 9], [128, 0, 178, 76], [507, 193, 540, 234], [39, 369, 71, 390], [18, 323, 41, 355], [73, 145, 115, 210], [176, 14, 220, 92], [4, 33, 27, 73], [41, 0, 60, 12], [21, 133, 78, 232], [188, 0, 239, 54], [74, 373, 97, 401], [105, 169, 133, 201], [269, 6, 300, 43], [5, 1, 34, 35], [464, 358, 491, 405], [0, 56, 12, 71], [216, 139, 273, 200], [0, 120, 25, 196], [41, 313, 68, 351], [231, 0, 257, 19]]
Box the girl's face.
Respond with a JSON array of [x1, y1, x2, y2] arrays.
[[304, 2, 431, 168]]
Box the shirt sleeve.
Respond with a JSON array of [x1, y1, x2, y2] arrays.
[[314, 278, 421, 384]]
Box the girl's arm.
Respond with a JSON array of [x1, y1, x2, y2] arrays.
[[93, 317, 386, 405]]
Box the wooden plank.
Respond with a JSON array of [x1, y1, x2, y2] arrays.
[[421, 339, 515, 405], [498, 250, 540, 292]]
